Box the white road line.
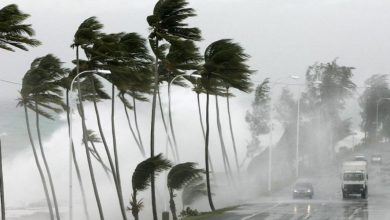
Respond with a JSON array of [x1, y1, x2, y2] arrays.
[[240, 203, 282, 220], [348, 207, 361, 220]]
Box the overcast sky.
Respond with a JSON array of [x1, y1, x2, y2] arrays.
[[2, 0, 390, 100]]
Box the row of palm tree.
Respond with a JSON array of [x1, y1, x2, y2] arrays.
[[2, 1, 254, 219]]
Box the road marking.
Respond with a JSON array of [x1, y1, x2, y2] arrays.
[[348, 207, 361, 220], [240, 203, 281, 220]]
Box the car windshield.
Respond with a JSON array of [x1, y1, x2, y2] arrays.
[[295, 183, 311, 188], [344, 173, 364, 181]]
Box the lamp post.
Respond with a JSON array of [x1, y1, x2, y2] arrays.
[[376, 97, 390, 142], [68, 69, 111, 220], [167, 74, 201, 163], [268, 75, 300, 192]]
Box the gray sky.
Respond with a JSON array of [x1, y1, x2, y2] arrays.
[[2, 0, 390, 100]]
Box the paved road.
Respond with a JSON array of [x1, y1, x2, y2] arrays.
[[209, 146, 390, 220]]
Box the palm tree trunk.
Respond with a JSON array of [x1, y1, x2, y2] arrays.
[[131, 191, 139, 220], [34, 101, 61, 220], [133, 98, 145, 154], [89, 141, 111, 175], [89, 77, 127, 220], [66, 90, 90, 220], [150, 40, 159, 220], [24, 105, 55, 220], [226, 90, 240, 172], [110, 84, 127, 220], [167, 79, 180, 162], [169, 189, 178, 220], [215, 96, 233, 180], [0, 140, 5, 220], [205, 87, 215, 211], [157, 89, 177, 162], [77, 79, 104, 220], [123, 100, 145, 157], [197, 93, 216, 181]]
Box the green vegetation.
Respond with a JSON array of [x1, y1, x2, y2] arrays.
[[181, 206, 238, 220]]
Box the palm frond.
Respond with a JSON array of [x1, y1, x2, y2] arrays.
[[167, 162, 204, 190], [132, 153, 172, 191]]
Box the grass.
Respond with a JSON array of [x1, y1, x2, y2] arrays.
[[181, 206, 238, 220]]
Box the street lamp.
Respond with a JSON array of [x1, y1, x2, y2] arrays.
[[376, 97, 390, 142], [268, 75, 300, 192], [68, 69, 111, 220], [167, 74, 201, 163]]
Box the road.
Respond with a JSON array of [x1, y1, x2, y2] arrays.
[[209, 146, 390, 220]]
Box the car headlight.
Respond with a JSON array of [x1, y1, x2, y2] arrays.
[[307, 189, 311, 193], [294, 190, 298, 193]]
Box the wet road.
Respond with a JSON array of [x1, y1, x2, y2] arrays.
[[210, 147, 390, 220]]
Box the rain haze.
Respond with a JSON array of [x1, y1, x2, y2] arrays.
[[1, 0, 390, 219]]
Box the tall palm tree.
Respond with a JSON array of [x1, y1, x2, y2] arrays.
[[18, 66, 57, 220], [167, 163, 203, 220], [197, 39, 253, 211], [130, 154, 172, 220], [147, 1, 201, 218], [0, 4, 40, 51], [20, 54, 67, 220], [71, 16, 104, 219], [88, 31, 154, 220]]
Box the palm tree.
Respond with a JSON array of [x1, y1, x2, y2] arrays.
[[20, 54, 68, 220], [71, 16, 105, 219], [88, 31, 154, 220], [197, 39, 253, 211], [167, 163, 203, 220], [0, 4, 40, 51], [147, 1, 201, 217], [18, 64, 57, 220], [130, 154, 172, 220]]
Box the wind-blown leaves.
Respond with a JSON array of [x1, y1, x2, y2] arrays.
[[167, 162, 204, 190], [132, 154, 172, 191], [0, 4, 41, 51]]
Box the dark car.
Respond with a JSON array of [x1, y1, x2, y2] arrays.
[[371, 154, 382, 164], [293, 182, 314, 199]]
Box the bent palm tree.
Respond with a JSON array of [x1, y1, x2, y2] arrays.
[[147, 1, 201, 218], [0, 4, 40, 51], [21, 54, 67, 220], [167, 163, 204, 220], [71, 16, 104, 220], [130, 154, 172, 220], [197, 39, 254, 211]]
